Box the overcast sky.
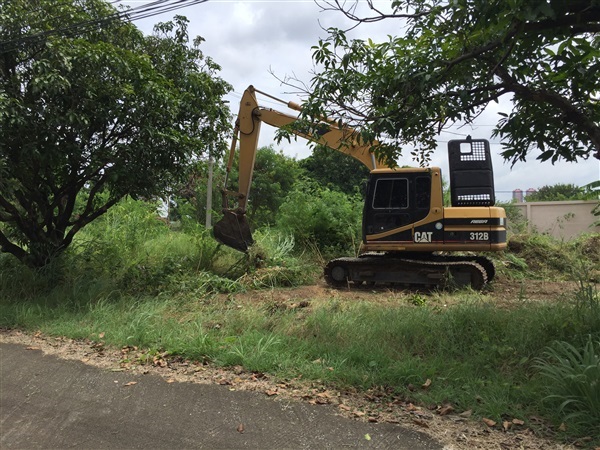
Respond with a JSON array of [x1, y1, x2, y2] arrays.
[[126, 0, 599, 202]]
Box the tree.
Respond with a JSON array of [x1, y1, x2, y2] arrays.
[[292, 0, 600, 166], [0, 1, 231, 268], [277, 179, 363, 253], [300, 144, 369, 193], [526, 183, 597, 201], [232, 146, 301, 227]]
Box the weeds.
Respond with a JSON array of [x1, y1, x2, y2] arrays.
[[534, 337, 600, 435], [228, 333, 282, 370]]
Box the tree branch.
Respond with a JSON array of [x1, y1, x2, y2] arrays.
[[0, 230, 29, 264], [494, 65, 600, 159], [316, 0, 432, 24]]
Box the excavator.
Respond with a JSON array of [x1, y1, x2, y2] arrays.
[[213, 85, 507, 290]]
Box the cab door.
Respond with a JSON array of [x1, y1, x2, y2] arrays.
[[363, 173, 431, 242]]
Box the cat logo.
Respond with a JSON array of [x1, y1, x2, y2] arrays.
[[414, 231, 432, 243]]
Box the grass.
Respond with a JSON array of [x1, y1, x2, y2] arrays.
[[2, 279, 599, 444], [1, 198, 599, 446], [534, 337, 600, 437]]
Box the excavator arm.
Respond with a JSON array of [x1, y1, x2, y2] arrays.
[[214, 85, 388, 252]]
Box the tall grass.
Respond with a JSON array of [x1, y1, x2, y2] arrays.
[[534, 337, 600, 436]]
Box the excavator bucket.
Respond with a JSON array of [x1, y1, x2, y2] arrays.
[[213, 210, 254, 252]]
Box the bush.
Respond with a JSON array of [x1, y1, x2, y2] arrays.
[[277, 180, 362, 256]]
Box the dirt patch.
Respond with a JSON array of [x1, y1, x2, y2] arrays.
[[221, 277, 580, 308]]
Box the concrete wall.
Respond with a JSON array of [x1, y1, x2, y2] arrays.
[[512, 200, 599, 240]]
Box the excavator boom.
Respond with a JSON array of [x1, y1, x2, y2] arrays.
[[214, 85, 387, 252]]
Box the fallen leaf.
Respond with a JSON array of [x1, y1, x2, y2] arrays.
[[265, 389, 278, 396], [364, 434, 371, 441], [352, 411, 366, 418], [153, 356, 168, 368], [412, 419, 429, 428], [166, 379, 176, 384], [422, 379, 432, 389], [483, 418, 496, 427], [99, 332, 105, 339], [339, 404, 351, 411], [368, 417, 378, 423], [237, 423, 245, 434], [123, 381, 137, 387], [512, 418, 525, 426], [558, 423, 567, 432], [25, 346, 40, 351], [502, 421, 512, 431], [438, 405, 455, 416], [459, 410, 473, 418]]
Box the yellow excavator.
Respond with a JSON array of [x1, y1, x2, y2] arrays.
[[214, 86, 507, 290]]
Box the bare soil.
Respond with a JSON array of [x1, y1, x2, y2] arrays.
[[0, 277, 590, 450]]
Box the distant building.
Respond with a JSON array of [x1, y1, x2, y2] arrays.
[[512, 189, 524, 202], [526, 188, 537, 199]]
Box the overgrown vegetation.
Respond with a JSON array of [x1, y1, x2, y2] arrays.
[[1, 197, 599, 447]]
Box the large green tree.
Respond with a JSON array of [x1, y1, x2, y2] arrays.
[[246, 146, 301, 226], [295, 0, 600, 165], [300, 144, 369, 193], [0, 1, 231, 268]]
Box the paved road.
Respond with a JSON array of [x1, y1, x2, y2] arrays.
[[1, 343, 442, 449]]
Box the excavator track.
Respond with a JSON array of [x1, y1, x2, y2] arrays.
[[324, 254, 488, 291]]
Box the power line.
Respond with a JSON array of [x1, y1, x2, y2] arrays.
[[0, 0, 209, 55]]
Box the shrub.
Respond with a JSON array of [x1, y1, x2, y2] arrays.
[[277, 180, 362, 256]]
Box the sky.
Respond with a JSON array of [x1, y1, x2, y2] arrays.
[[125, 0, 599, 202]]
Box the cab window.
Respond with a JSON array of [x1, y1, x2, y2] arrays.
[[373, 179, 408, 209], [415, 176, 431, 209]]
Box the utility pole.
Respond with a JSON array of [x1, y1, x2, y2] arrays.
[[205, 155, 213, 229]]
